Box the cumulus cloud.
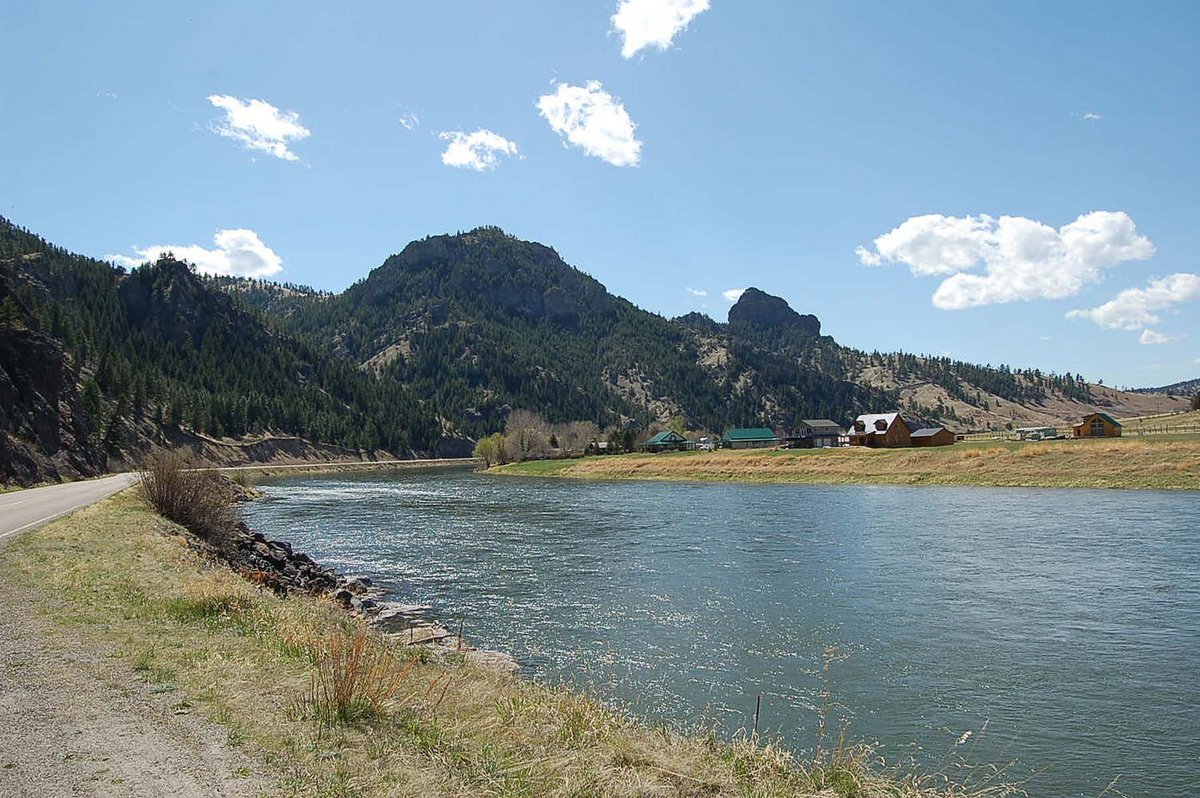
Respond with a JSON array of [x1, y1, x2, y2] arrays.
[[1082, 112, 1102, 121], [106, 229, 283, 278], [611, 0, 710, 59], [536, 81, 642, 167], [722, 288, 745, 302], [684, 287, 707, 297], [856, 211, 1155, 310], [399, 112, 420, 131], [439, 129, 519, 171], [1139, 329, 1184, 345], [207, 95, 310, 161], [1066, 273, 1200, 345]]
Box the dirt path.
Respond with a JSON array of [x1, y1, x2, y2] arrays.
[[0, 573, 269, 797]]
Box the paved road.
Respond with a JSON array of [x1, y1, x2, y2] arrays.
[[0, 473, 138, 544]]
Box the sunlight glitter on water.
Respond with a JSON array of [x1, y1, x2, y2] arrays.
[[242, 470, 1200, 798]]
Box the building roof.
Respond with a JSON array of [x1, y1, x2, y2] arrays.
[[799, 419, 844, 430], [722, 427, 778, 442], [645, 430, 686, 445], [849, 412, 900, 434], [910, 426, 949, 438], [850, 412, 943, 437], [1072, 412, 1123, 429]]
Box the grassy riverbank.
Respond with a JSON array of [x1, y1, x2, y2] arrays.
[[0, 491, 1019, 798], [494, 436, 1200, 490], [209, 457, 481, 480]]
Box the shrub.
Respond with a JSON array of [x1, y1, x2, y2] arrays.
[[139, 448, 237, 547], [300, 625, 416, 725]]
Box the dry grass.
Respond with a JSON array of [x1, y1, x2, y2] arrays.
[[296, 626, 418, 725], [496, 437, 1200, 491], [0, 492, 1025, 798], [140, 448, 238, 546]]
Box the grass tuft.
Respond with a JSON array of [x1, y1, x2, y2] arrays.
[[295, 625, 417, 726]]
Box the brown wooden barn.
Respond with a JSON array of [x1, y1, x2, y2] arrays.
[[847, 412, 954, 448], [911, 427, 956, 447], [1072, 412, 1123, 438]]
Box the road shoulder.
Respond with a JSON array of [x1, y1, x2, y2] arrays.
[[0, 504, 269, 798]]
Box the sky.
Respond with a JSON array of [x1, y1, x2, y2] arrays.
[[2, 1, 1198, 388]]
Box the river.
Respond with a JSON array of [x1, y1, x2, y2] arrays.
[[241, 470, 1200, 797]]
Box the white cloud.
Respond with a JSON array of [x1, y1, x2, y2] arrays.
[[684, 287, 707, 297], [1067, 273, 1200, 338], [722, 288, 745, 302], [207, 95, 310, 161], [399, 113, 420, 131], [856, 211, 1155, 310], [439, 129, 519, 171], [611, 0, 710, 59], [536, 81, 642, 167], [1082, 112, 1102, 121], [106, 229, 283, 278], [1139, 330, 1185, 345]]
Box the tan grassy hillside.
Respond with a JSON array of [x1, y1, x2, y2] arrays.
[[854, 367, 1192, 432]]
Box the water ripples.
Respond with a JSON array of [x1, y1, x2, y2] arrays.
[[242, 471, 1200, 798]]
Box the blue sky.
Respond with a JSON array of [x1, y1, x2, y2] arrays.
[[2, 1, 1198, 388]]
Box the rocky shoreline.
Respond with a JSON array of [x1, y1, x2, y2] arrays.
[[207, 480, 518, 672]]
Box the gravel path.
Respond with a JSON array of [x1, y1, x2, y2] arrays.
[[0, 571, 270, 797]]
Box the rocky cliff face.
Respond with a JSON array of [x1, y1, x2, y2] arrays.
[[728, 287, 821, 336], [0, 292, 104, 484]]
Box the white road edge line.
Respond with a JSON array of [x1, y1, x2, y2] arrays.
[[0, 480, 135, 541]]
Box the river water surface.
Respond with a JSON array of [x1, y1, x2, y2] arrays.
[[241, 470, 1199, 797]]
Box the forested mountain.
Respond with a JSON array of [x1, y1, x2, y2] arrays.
[[222, 226, 1181, 438], [221, 227, 892, 439], [0, 217, 442, 485], [1136, 377, 1200, 398], [2, 219, 1185, 485]]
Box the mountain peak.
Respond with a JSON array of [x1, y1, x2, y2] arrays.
[[728, 287, 820, 336]]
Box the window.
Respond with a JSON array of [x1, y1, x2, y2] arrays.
[[1090, 419, 1105, 437]]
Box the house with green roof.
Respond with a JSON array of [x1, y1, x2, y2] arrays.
[[640, 429, 689, 452], [721, 427, 779, 449]]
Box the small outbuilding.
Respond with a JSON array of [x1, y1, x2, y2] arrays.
[[1072, 412, 1122, 439], [910, 427, 956, 447], [722, 428, 779, 449], [1014, 426, 1058, 441], [641, 429, 689, 452]]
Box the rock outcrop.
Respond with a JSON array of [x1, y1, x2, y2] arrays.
[[728, 287, 821, 336]]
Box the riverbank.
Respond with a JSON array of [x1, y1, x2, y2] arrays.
[[208, 456, 481, 479], [0, 490, 1014, 798], [493, 436, 1200, 490]]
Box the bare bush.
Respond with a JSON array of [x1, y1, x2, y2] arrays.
[[139, 449, 237, 547], [505, 409, 551, 461], [557, 420, 598, 457]]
